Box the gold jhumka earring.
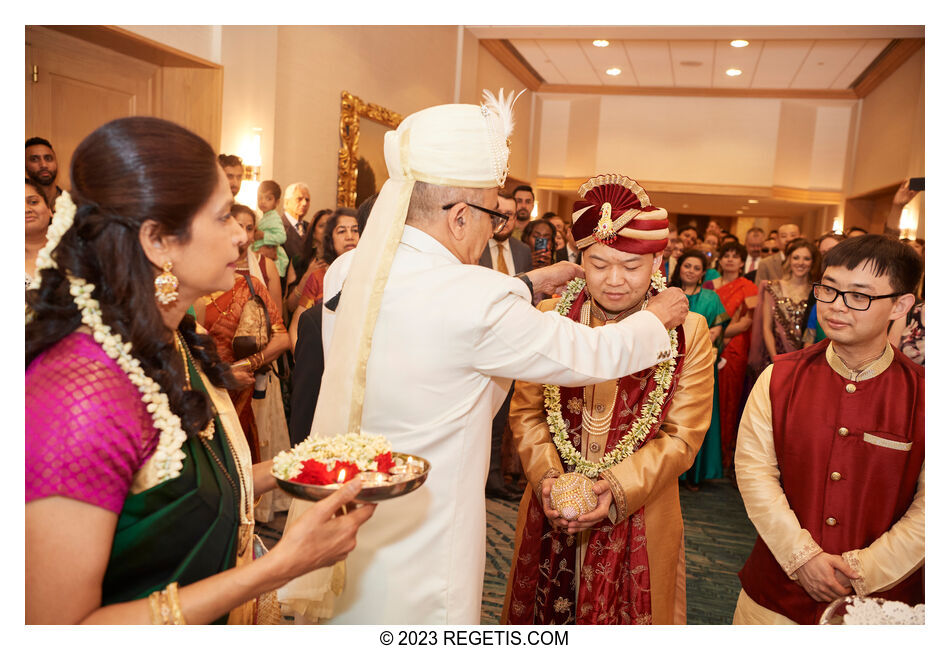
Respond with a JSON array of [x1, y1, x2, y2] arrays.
[[154, 261, 180, 305]]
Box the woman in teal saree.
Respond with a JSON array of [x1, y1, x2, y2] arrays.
[[670, 249, 729, 488]]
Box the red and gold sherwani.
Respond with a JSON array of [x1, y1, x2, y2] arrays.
[[734, 339, 924, 624], [501, 298, 715, 624]]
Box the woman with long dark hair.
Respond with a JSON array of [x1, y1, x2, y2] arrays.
[[26, 117, 374, 624], [669, 249, 729, 489], [704, 242, 757, 472], [289, 208, 360, 349]]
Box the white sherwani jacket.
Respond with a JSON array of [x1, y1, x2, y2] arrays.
[[319, 226, 673, 624]]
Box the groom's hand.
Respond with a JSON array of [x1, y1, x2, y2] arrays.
[[540, 478, 571, 530], [565, 479, 613, 534]]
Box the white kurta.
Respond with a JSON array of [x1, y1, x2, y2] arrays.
[[319, 226, 673, 624]]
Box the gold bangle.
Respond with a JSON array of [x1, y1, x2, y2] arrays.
[[164, 582, 186, 625], [148, 590, 166, 625], [233, 360, 251, 371]]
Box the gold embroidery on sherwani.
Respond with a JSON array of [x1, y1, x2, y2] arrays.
[[841, 550, 867, 596], [782, 538, 823, 577]]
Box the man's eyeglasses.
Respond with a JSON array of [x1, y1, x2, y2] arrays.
[[442, 202, 509, 234], [761, 247, 780, 254], [812, 283, 902, 311]]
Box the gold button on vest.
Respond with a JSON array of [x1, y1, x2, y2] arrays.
[[837, 427, 849, 437], [595, 403, 605, 413], [825, 517, 838, 526], [589, 441, 601, 453], [845, 383, 856, 393], [830, 472, 842, 481]]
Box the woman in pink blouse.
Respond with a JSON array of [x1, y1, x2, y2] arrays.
[[25, 117, 374, 624]]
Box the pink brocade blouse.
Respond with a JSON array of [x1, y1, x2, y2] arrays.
[[26, 333, 159, 513]]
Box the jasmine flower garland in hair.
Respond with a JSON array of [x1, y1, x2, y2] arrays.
[[28, 190, 189, 482]]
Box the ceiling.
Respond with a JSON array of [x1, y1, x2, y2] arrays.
[[507, 37, 891, 90], [470, 25, 923, 220], [470, 25, 923, 95]]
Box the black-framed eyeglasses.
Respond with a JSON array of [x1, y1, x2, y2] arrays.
[[761, 247, 780, 253], [442, 202, 509, 234], [812, 283, 902, 311]]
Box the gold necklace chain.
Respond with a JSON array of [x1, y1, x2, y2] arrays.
[[174, 332, 215, 440], [175, 330, 253, 543], [580, 297, 620, 439]]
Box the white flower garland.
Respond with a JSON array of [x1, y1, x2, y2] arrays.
[[28, 190, 189, 482], [543, 272, 678, 478], [69, 276, 188, 482], [32, 191, 78, 289], [272, 432, 393, 481]]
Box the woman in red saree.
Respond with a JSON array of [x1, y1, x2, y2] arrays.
[[196, 204, 290, 463], [704, 242, 756, 472]]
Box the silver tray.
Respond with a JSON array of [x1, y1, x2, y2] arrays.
[[275, 452, 430, 503]]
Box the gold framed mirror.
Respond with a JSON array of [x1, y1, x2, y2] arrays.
[[337, 90, 403, 208]]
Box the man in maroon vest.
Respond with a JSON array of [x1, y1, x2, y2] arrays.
[[733, 234, 924, 624]]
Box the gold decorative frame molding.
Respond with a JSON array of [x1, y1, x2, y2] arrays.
[[337, 90, 403, 208]]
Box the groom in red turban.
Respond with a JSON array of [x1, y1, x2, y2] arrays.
[[502, 174, 715, 624]]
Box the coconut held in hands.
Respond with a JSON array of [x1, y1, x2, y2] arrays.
[[550, 472, 598, 520]]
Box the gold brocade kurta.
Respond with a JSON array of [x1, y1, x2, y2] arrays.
[[501, 304, 715, 624]]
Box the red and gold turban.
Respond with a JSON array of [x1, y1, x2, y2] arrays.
[[570, 174, 669, 255]]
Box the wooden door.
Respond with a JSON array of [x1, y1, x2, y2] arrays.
[[26, 26, 160, 191]]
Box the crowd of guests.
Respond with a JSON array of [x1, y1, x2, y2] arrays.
[[26, 135, 926, 502]]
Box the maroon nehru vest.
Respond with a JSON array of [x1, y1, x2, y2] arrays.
[[738, 339, 924, 624]]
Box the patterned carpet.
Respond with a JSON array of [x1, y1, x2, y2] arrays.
[[257, 478, 758, 624], [480, 478, 758, 624]]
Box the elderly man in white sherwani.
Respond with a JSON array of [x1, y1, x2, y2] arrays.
[[278, 90, 689, 624]]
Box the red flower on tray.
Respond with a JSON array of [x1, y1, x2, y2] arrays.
[[294, 459, 360, 485], [291, 452, 396, 485], [375, 451, 395, 473]]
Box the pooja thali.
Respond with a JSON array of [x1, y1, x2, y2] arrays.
[[275, 453, 431, 503]]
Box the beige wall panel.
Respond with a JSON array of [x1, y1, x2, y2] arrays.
[[120, 25, 222, 64], [809, 105, 853, 190], [773, 101, 816, 189], [564, 97, 600, 178], [220, 26, 279, 179], [850, 48, 924, 196], [594, 95, 781, 186], [475, 42, 534, 183], [536, 98, 571, 177], [271, 26, 457, 211]]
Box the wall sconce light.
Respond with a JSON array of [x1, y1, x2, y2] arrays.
[[236, 128, 263, 209], [832, 215, 844, 235], [899, 207, 918, 240]]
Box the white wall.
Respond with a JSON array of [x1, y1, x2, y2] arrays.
[[536, 93, 858, 194], [120, 25, 222, 64], [220, 27, 278, 181]]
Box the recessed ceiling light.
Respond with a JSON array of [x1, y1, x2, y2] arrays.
[[730, 39, 749, 48], [748, 199, 759, 204], [736, 210, 744, 214], [593, 40, 610, 48], [606, 67, 622, 76], [726, 68, 742, 77]]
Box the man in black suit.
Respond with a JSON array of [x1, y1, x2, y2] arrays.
[[282, 182, 315, 285], [289, 302, 324, 445], [477, 194, 532, 500], [478, 194, 532, 277]]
